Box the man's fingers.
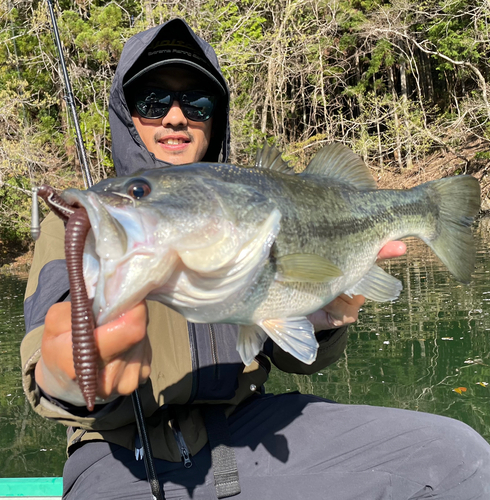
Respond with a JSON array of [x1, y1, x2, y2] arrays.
[[323, 293, 365, 324], [309, 243, 406, 333], [95, 301, 148, 361], [41, 302, 77, 380], [39, 300, 150, 403], [44, 302, 72, 339], [308, 294, 365, 331], [97, 337, 152, 398], [43, 301, 148, 366], [377, 241, 407, 260]]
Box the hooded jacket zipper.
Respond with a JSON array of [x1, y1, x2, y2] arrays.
[[187, 322, 199, 403], [171, 422, 193, 468], [209, 324, 218, 364], [209, 323, 220, 378]]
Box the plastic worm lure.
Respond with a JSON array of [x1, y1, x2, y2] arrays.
[[37, 185, 98, 411]]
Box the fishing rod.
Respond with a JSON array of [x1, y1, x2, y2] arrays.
[[46, 0, 93, 189], [33, 3, 164, 499]]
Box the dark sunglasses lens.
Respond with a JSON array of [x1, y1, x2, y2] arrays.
[[134, 90, 171, 119], [134, 90, 217, 121], [181, 92, 216, 121]]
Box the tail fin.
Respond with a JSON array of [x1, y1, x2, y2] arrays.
[[423, 175, 480, 284]]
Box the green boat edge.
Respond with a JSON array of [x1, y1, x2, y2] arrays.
[[0, 478, 62, 498]]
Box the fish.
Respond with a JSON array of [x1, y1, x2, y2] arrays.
[[58, 143, 480, 369]]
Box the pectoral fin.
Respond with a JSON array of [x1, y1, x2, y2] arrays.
[[276, 254, 343, 282], [345, 265, 403, 302], [258, 317, 318, 365], [237, 326, 269, 366]]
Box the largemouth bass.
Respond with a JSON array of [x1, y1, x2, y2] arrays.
[[58, 143, 480, 369]]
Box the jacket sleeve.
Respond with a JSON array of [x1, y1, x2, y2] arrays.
[[21, 215, 197, 430], [21, 213, 137, 430], [23, 213, 70, 336], [264, 326, 349, 375]]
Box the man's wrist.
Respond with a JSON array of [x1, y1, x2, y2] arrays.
[[35, 357, 88, 406], [35, 357, 120, 409]]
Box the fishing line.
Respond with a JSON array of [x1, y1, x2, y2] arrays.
[[31, 3, 165, 499]]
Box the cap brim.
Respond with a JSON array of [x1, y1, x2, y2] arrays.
[[123, 59, 226, 96]]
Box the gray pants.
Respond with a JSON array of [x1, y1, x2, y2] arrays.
[[63, 393, 490, 499]]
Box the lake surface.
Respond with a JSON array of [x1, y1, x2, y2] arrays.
[[0, 273, 66, 477], [1, 218, 489, 477]]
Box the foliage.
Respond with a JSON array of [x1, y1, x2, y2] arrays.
[[1, 0, 490, 244]]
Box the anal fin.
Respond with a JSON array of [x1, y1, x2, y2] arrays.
[[237, 326, 269, 366]]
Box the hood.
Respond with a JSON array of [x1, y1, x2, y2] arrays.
[[109, 18, 231, 176]]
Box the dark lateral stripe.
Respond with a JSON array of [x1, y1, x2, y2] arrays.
[[24, 259, 70, 336]]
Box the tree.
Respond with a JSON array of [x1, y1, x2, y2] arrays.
[[1, 0, 489, 247]]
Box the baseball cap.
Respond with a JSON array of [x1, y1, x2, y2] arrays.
[[123, 33, 226, 96]]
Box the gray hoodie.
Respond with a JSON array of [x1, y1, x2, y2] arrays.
[[109, 18, 231, 176]]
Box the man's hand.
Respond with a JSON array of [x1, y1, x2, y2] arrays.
[[35, 301, 151, 407], [308, 241, 407, 331], [377, 241, 407, 261]]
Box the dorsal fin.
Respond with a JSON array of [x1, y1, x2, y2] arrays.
[[255, 143, 295, 174], [301, 143, 377, 190]]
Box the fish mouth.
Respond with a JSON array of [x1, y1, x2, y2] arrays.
[[62, 189, 129, 259], [60, 188, 174, 325]]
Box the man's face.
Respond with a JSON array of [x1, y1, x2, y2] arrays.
[[130, 66, 215, 165]]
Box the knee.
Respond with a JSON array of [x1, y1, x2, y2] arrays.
[[421, 415, 490, 490]]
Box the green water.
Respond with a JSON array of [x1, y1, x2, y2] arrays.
[[0, 273, 66, 478], [1, 219, 489, 477]]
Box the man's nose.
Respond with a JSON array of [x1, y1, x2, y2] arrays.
[[161, 100, 187, 126]]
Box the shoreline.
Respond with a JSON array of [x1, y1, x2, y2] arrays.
[[0, 250, 32, 278]]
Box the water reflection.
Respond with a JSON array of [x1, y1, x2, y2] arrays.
[[0, 274, 66, 477], [267, 218, 490, 443]]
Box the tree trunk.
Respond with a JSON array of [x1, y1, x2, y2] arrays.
[[400, 58, 413, 169], [388, 66, 403, 170]]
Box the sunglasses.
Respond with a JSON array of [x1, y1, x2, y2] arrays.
[[132, 88, 217, 122]]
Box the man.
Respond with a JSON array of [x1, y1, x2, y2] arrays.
[[22, 18, 490, 499]]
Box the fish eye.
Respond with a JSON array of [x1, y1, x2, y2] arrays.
[[127, 179, 151, 199]]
